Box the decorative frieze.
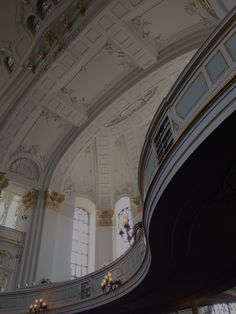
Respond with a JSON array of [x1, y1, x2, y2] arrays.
[[45, 189, 65, 212], [21, 189, 39, 212], [0, 173, 9, 196], [96, 209, 114, 227]]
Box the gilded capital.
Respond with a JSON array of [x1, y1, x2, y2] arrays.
[[22, 189, 39, 212], [96, 209, 114, 227], [45, 189, 65, 212], [0, 172, 9, 196]]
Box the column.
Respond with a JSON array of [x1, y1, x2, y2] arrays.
[[35, 189, 64, 282], [16, 189, 40, 287], [95, 209, 114, 270]]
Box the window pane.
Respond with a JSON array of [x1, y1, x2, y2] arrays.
[[206, 51, 228, 83], [72, 230, 79, 240], [71, 207, 89, 278]]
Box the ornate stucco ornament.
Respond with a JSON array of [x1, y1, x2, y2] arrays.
[[106, 86, 158, 127], [45, 189, 65, 212], [22, 189, 39, 213], [96, 209, 114, 227], [0, 173, 9, 197]]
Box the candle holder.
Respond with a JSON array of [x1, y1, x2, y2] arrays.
[[118, 207, 143, 244], [100, 272, 121, 294], [29, 298, 47, 313]]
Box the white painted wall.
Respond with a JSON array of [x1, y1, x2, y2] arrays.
[[36, 197, 97, 283], [36, 207, 59, 282], [51, 202, 73, 282], [95, 226, 114, 270]]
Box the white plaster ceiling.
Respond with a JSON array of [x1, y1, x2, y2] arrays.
[[0, 0, 218, 207]]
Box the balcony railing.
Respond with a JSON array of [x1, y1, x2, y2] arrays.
[[0, 7, 235, 314], [0, 230, 148, 313], [139, 8, 236, 200]]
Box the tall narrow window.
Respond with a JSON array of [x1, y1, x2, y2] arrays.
[[71, 207, 89, 279], [115, 197, 132, 258], [0, 191, 21, 229]]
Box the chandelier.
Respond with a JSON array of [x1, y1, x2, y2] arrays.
[[118, 207, 143, 244], [29, 298, 47, 313], [100, 272, 121, 294]]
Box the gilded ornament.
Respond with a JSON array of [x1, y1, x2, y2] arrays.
[[45, 189, 65, 212], [96, 209, 114, 226], [22, 189, 39, 212]]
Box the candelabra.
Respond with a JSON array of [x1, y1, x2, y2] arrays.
[[100, 272, 121, 294], [118, 207, 143, 244], [29, 298, 47, 313]]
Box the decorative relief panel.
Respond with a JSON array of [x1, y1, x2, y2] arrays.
[[16, 144, 46, 164], [131, 16, 165, 52], [185, 0, 218, 24], [103, 41, 135, 70], [40, 109, 69, 129], [106, 86, 157, 127], [9, 157, 41, 182]]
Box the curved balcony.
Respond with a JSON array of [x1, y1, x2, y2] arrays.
[[0, 6, 236, 314], [0, 230, 149, 313]]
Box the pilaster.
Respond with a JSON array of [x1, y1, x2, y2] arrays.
[[95, 209, 115, 270]]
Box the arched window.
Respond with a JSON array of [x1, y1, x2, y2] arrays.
[[115, 196, 133, 258], [70, 207, 89, 279], [36, 0, 52, 19], [0, 191, 21, 229], [27, 15, 40, 34]]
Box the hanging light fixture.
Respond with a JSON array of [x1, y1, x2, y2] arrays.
[[118, 207, 143, 244], [29, 298, 47, 313], [100, 272, 121, 294]]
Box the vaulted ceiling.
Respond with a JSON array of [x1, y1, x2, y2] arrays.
[[0, 0, 218, 209]]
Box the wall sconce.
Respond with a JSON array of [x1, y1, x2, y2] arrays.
[[100, 272, 121, 294], [118, 207, 143, 244], [29, 298, 47, 313]]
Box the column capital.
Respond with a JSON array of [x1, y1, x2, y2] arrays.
[[96, 209, 114, 227], [45, 189, 65, 212], [22, 189, 39, 212]]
